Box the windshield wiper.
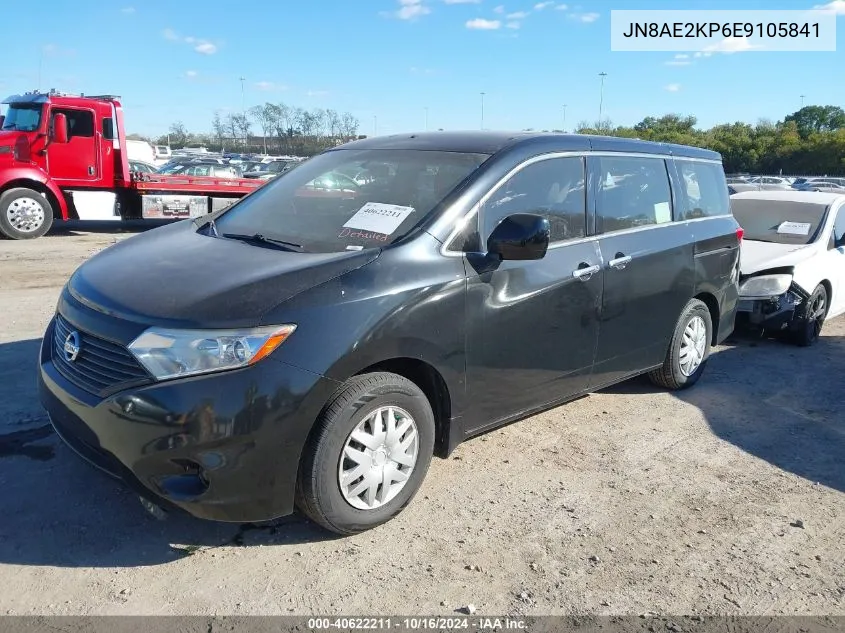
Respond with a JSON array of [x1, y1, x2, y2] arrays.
[[221, 232, 306, 252]]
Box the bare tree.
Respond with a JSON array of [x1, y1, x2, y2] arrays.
[[168, 121, 189, 147], [340, 113, 359, 138], [249, 104, 274, 154], [211, 111, 226, 150]]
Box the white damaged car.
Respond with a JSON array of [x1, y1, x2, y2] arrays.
[[731, 190, 845, 346]]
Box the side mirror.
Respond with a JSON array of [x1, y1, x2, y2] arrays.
[[487, 213, 550, 261], [0, 115, 5, 129], [52, 113, 69, 144]]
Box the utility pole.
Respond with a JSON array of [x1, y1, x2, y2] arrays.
[[480, 92, 486, 130], [562, 104, 567, 132], [598, 72, 608, 128]]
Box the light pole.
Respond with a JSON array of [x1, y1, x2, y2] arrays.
[[239, 76, 246, 147], [424, 107, 429, 131], [598, 72, 607, 128], [480, 92, 485, 130], [562, 104, 567, 132], [800, 94, 806, 108], [373, 115, 378, 136]]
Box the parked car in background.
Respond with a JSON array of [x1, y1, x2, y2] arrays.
[[39, 131, 741, 535], [745, 176, 792, 190], [153, 145, 172, 165], [732, 190, 845, 346], [128, 160, 157, 174], [243, 160, 295, 180], [170, 163, 243, 179]]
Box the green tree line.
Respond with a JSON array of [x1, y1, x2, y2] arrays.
[[573, 105, 845, 176]]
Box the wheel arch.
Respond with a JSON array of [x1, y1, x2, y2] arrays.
[[353, 357, 454, 459], [693, 291, 720, 345], [0, 178, 68, 220]]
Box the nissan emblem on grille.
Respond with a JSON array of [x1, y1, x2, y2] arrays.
[[63, 331, 81, 362]]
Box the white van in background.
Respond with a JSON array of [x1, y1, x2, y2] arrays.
[[125, 139, 156, 165]]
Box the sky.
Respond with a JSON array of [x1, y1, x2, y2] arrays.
[[0, 0, 843, 138]]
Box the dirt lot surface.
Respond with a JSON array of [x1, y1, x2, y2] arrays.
[[0, 225, 843, 618]]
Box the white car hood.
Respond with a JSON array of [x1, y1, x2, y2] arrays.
[[740, 240, 815, 275]]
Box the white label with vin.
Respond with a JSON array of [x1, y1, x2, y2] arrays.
[[777, 221, 811, 236], [343, 202, 416, 235]]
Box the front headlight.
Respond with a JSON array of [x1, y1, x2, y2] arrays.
[[739, 274, 793, 298], [128, 324, 296, 381]]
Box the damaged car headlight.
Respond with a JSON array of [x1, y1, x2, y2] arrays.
[[128, 325, 297, 381], [739, 274, 793, 299]]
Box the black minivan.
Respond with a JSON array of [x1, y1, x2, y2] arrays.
[[39, 132, 742, 535]]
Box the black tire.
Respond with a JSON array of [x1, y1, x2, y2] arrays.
[[790, 284, 827, 347], [0, 188, 54, 240], [648, 299, 713, 391], [295, 371, 435, 535]]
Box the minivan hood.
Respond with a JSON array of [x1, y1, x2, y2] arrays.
[[740, 240, 815, 275], [68, 220, 379, 328]]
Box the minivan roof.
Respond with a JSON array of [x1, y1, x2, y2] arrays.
[[333, 131, 722, 161]]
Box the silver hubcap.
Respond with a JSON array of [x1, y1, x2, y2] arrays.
[[338, 406, 419, 510], [7, 196, 46, 233], [679, 315, 707, 376]]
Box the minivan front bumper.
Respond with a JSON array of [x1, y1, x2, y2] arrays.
[[38, 317, 340, 523]]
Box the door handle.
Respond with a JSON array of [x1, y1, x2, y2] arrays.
[[572, 263, 600, 281], [608, 254, 632, 270]]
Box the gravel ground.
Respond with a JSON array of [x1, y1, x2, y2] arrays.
[[0, 225, 842, 617]]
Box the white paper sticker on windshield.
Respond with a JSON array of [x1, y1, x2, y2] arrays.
[[777, 221, 811, 236], [343, 202, 416, 235], [654, 201, 672, 224]]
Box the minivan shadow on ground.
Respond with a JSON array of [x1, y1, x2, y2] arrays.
[[0, 338, 336, 569], [602, 329, 845, 494]]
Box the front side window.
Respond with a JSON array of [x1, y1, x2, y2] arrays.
[[480, 156, 587, 243], [51, 108, 95, 138], [595, 156, 673, 233], [675, 159, 730, 219], [215, 148, 489, 253], [1, 104, 43, 132]]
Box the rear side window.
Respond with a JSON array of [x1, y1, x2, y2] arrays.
[[102, 117, 115, 140], [831, 208, 845, 250], [481, 156, 587, 243], [595, 156, 673, 233], [674, 160, 730, 220]]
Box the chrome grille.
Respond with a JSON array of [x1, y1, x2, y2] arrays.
[[52, 314, 151, 396]]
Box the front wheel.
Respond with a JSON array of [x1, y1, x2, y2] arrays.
[[791, 284, 827, 347], [0, 188, 55, 239], [295, 372, 435, 535], [648, 299, 713, 390]]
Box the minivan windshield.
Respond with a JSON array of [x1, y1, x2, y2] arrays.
[[214, 148, 490, 253], [1, 104, 43, 132], [731, 199, 829, 245]]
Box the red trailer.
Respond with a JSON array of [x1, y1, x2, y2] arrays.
[[0, 90, 263, 239]]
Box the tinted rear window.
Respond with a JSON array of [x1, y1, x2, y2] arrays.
[[674, 160, 729, 219], [731, 199, 829, 245]]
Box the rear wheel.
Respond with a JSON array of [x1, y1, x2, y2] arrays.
[[295, 372, 435, 535], [791, 284, 827, 347], [648, 299, 713, 390], [0, 188, 54, 239]]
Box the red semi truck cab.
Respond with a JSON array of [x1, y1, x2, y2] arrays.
[[0, 90, 262, 239]]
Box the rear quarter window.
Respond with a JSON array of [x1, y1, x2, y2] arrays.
[[674, 160, 730, 220]]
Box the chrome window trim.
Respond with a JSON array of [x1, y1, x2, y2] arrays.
[[439, 150, 726, 258]]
